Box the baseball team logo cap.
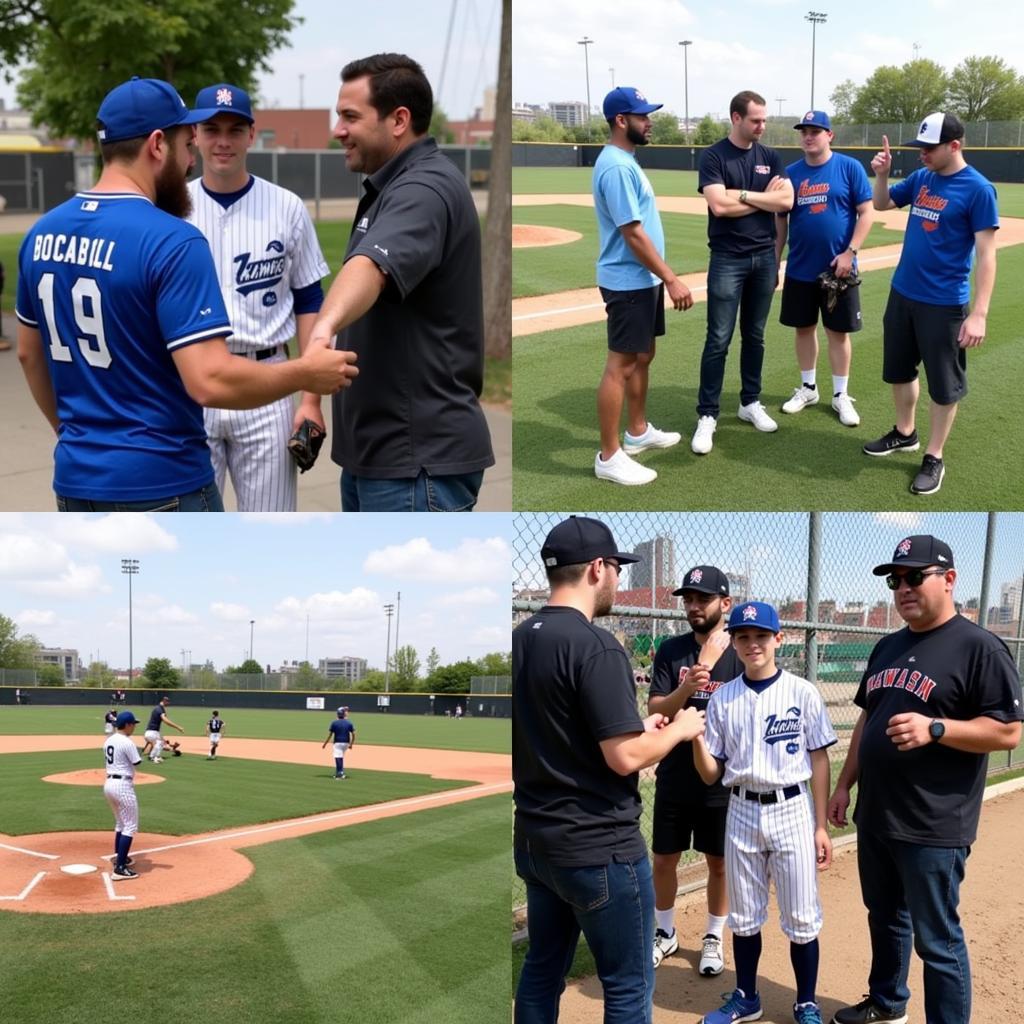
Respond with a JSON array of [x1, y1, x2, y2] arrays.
[[794, 109, 832, 131], [97, 77, 212, 143], [541, 516, 640, 569], [116, 711, 139, 727], [872, 535, 955, 575], [194, 83, 255, 124], [726, 601, 781, 633], [908, 112, 964, 147], [603, 86, 663, 121], [672, 565, 730, 597]]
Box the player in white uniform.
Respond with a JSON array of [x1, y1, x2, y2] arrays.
[[102, 711, 143, 880], [692, 601, 836, 1024], [206, 710, 225, 759], [187, 83, 330, 511]]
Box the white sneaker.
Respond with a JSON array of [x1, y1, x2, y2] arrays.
[[594, 448, 658, 486], [831, 392, 860, 427], [652, 928, 679, 968], [737, 401, 778, 433], [152, 757, 163, 764], [781, 385, 819, 414], [691, 416, 717, 454], [698, 933, 725, 976], [623, 422, 682, 455]]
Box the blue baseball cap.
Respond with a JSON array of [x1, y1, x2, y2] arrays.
[[116, 711, 139, 727], [726, 601, 781, 633], [97, 77, 211, 143], [603, 86, 663, 121], [794, 110, 832, 131], [194, 83, 255, 124]]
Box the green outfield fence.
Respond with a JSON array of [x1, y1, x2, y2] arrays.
[[512, 512, 1024, 919]]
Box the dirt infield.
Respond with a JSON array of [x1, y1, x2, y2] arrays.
[[513, 224, 583, 248], [512, 194, 1024, 337], [44, 769, 164, 786], [0, 735, 510, 915], [547, 782, 1023, 1023]]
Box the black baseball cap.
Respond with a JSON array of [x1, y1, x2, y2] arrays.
[[872, 535, 955, 575], [672, 565, 729, 597], [541, 516, 640, 569]]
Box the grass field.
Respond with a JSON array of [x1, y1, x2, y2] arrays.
[[0, 705, 511, 754], [1, 794, 511, 1024], [512, 235, 1024, 511]]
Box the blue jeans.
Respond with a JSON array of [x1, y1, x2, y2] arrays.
[[857, 830, 971, 1024], [56, 483, 224, 512], [697, 249, 778, 416], [514, 846, 654, 1024], [341, 469, 483, 512]]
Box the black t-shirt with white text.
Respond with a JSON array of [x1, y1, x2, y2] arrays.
[[853, 615, 1023, 846]]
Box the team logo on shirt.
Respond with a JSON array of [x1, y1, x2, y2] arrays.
[[864, 665, 937, 702], [754, 164, 771, 175], [796, 179, 829, 213], [233, 239, 286, 296], [910, 185, 948, 233], [764, 706, 802, 750], [356, 216, 370, 233]]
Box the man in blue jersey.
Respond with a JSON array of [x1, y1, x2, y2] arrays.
[[322, 707, 355, 779], [591, 86, 694, 487], [775, 111, 874, 429], [15, 77, 357, 511], [863, 113, 998, 495]]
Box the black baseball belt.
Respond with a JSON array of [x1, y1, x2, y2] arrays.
[[731, 784, 802, 805]]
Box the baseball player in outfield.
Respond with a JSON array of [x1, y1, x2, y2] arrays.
[[648, 565, 741, 976], [188, 84, 330, 511], [322, 707, 355, 778], [205, 710, 225, 759], [143, 696, 184, 763], [103, 710, 143, 880], [104, 708, 117, 735], [692, 601, 836, 1024], [15, 77, 357, 511]]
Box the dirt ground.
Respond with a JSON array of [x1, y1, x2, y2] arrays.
[[513, 224, 583, 248], [547, 782, 1023, 1024], [0, 735, 510, 915]]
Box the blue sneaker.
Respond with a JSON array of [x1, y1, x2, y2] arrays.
[[701, 989, 763, 1024], [794, 1003, 823, 1024]]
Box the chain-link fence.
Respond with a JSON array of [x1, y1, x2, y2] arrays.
[[512, 512, 1024, 918]]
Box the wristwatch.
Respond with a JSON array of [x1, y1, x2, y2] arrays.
[[928, 719, 945, 742], [847, 245, 859, 256], [739, 189, 749, 203]]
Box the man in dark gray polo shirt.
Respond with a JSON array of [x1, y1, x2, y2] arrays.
[[309, 52, 494, 511]]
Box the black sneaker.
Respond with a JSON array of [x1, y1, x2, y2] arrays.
[[862, 426, 920, 457], [910, 454, 944, 495], [112, 865, 138, 880], [832, 996, 907, 1024]]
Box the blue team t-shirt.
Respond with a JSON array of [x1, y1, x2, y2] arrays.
[[329, 719, 355, 743], [783, 152, 872, 282], [592, 145, 664, 291], [16, 192, 232, 501], [888, 165, 999, 306]]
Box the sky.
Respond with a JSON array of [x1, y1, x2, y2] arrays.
[[1, 0, 500, 121], [512, 0, 1024, 121], [514, 512, 1024, 612], [0, 513, 513, 673]]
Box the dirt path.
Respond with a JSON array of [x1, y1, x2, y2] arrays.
[[546, 781, 1024, 1023], [0, 735, 510, 915], [512, 194, 1024, 338]]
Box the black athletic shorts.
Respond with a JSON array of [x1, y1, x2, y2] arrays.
[[779, 274, 863, 333], [600, 283, 665, 354], [882, 288, 969, 405], [651, 793, 728, 857]]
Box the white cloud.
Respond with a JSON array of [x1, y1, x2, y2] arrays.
[[210, 601, 252, 622], [363, 537, 511, 584], [275, 587, 382, 621], [139, 604, 199, 625], [437, 587, 501, 607], [16, 609, 57, 627], [0, 534, 70, 577], [50, 515, 178, 553], [21, 562, 107, 597]]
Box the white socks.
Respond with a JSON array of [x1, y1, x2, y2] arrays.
[[707, 913, 728, 939], [833, 375, 848, 396], [655, 907, 675, 934]]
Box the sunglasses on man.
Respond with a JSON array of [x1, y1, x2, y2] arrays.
[[885, 568, 947, 591]]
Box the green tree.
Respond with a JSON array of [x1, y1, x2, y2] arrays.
[[389, 644, 420, 692], [0, 614, 39, 668], [947, 56, 1024, 121], [511, 115, 569, 142], [426, 659, 476, 694], [36, 663, 66, 686], [475, 651, 512, 676], [82, 661, 116, 688], [289, 662, 327, 690], [850, 60, 948, 124], [429, 104, 455, 144], [426, 647, 441, 677], [139, 657, 180, 690], [829, 79, 860, 124], [1, 0, 299, 143], [227, 659, 262, 675], [693, 114, 726, 145], [191, 667, 218, 689], [649, 112, 683, 145], [358, 668, 388, 692]]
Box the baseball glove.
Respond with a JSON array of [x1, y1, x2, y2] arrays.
[[817, 269, 861, 313], [172, 748, 182, 757], [287, 419, 326, 473]]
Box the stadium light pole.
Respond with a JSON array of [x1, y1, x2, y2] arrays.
[[805, 11, 827, 109], [577, 36, 594, 137], [679, 40, 692, 141], [249, 619, 254, 663], [775, 97, 787, 117], [383, 603, 395, 693], [121, 559, 139, 686], [609, 67, 615, 90]]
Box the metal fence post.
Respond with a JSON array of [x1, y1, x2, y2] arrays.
[[805, 512, 821, 683], [978, 513, 997, 628], [314, 151, 321, 223]]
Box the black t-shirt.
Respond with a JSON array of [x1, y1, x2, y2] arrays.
[[331, 137, 495, 479], [513, 605, 646, 866], [853, 615, 1023, 846], [698, 137, 786, 255], [146, 705, 164, 731], [649, 632, 743, 806]]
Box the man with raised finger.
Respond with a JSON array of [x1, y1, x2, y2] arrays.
[[863, 115, 998, 495]]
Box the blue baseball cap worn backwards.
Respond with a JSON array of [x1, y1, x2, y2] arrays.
[[97, 77, 212, 143], [726, 601, 781, 633]]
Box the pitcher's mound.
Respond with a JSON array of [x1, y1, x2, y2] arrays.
[[43, 769, 165, 786], [513, 224, 582, 248]]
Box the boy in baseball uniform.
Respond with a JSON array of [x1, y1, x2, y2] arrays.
[[206, 710, 225, 759], [103, 711, 143, 880], [692, 601, 836, 1024]]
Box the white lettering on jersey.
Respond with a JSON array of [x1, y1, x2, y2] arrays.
[[33, 233, 115, 271]]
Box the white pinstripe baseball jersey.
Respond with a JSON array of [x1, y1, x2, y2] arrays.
[[103, 732, 142, 778]]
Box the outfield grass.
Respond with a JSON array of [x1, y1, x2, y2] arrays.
[[0, 748, 466, 837], [1, 795, 511, 1024], [512, 243, 1024, 511], [0, 705, 511, 754]]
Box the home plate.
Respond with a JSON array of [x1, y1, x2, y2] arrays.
[[61, 864, 98, 875]]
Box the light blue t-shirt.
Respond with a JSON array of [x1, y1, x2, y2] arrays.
[[592, 145, 664, 291], [889, 164, 999, 306]]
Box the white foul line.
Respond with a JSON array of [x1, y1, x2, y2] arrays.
[[0, 871, 47, 901], [133, 781, 511, 857], [0, 842, 60, 861], [101, 872, 136, 902]]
